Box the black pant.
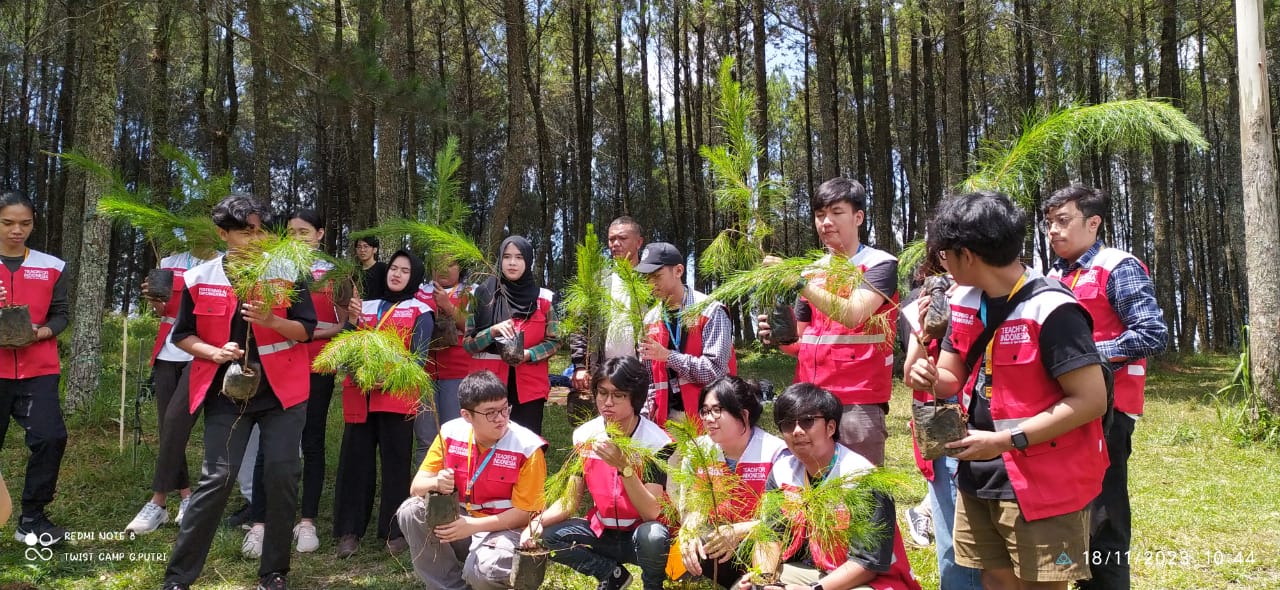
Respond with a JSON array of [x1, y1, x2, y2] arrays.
[[151, 360, 194, 494], [506, 368, 545, 436], [332, 411, 414, 540], [0, 375, 67, 517], [164, 398, 307, 584], [1079, 412, 1136, 590], [697, 557, 746, 589], [300, 372, 335, 519]]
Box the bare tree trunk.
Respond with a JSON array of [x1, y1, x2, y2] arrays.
[[1236, 0, 1280, 411], [487, 0, 534, 253], [613, 3, 630, 214], [1151, 0, 1180, 349], [942, 0, 966, 187], [246, 0, 272, 202], [813, 0, 839, 179], [866, 0, 895, 250], [751, 0, 769, 179], [638, 0, 658, 211], [65, 0, 125, 411]]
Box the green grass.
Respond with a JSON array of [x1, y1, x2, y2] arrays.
[[1, 350, 1276, 589]]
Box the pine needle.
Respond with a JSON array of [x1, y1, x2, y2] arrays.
[[312, 326, 433, 400], [352, 218, 489, 275], [419, 136, 469, 230], [224, 232, 316, 306], [963, 99, 1208, 206], [559, 224, 612, 362]]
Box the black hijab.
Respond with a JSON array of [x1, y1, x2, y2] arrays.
[[473, 236, 540, 331], [381, 249, 426, 304]]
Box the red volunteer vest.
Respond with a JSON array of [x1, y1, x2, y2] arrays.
[[948, 282, 1109, 521], [1048, 247, 1149, 415], [416, 282, 475, 380], [341, 298, 432, 422], [306, 260, 341, 361], [0, 249, 64, 379], [439, 417, 545, 515], [150, 253, 208, 364], [575, 416, 672, 535], [472, 288, 555, 404], [772, 446, 921, 590], [796, 248, 899, 405], [184, 256, 311, 413], [644, 290, 738, 428], [690, 428, 786, 522]]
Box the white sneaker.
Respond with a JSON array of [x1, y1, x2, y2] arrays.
[[242, 524, 265, 558], [293, 521, 320, 553], [125, 502, 169, 534], [175, 497, 191, 526]]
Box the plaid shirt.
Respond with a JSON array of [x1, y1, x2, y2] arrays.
[[464, 311, 562, 363], [647, 287, 734, 395], [1052, 240, 1168, 361]]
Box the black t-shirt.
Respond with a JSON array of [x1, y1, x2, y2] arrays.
[[941, 293, 1100, 499], [360, 261, 388, 301], [171, 263, 317, 415], [763, 471, 896, 574], [795, 258, 898, 323]]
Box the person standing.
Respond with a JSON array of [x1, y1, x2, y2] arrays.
[[413, 259, 473, 465], [333, 249, 433, 558], [464, 236, 560, 436], [569, 216, 645, 391], [0, 191, 70, 546], [906, 191, 1109, 590], [125, 249, 214, 534], [635, 242, 735, 427], [285, 209, 347, 553], [161, 195, 317, 590], [1044, 185, 1168, 590], [756, 178, 899, 466], [354, 236, 387, 301]]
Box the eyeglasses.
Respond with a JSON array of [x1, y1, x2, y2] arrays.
[[776, 415, 824, 432], [467, 405, 511, 423], [1044, 214, 1083, 230], [698, 405, 724, 420], [595, 389, 631, 403]]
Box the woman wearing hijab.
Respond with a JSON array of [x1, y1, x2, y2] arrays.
[[333, 249, 434, 559], [464, 236, 561, 436]]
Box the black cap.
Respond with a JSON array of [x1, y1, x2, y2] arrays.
[[634, 242, 684, 274]]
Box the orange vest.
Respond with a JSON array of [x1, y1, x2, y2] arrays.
[[416, 282, 475, 380], [575, 416, 672, 535], [643, 291, 737, 428], [184, 256, 311, 413], [948, 282, 1109, 521], [471, 289, 555, 403], [795, 248, 899, 405], [0, 249, 64, 379], [772, 446, 922, 590], [1048, 247, 1150, 415], [439, 417, 545, 515], [340, 298, 432, 422]]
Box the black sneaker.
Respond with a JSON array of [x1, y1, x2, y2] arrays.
[[597, 565, 632, 590], [257, 572, 287, 590], [224, 503, 253, 529], [161, 582, 191, 590], [13, 513, 67, 546]]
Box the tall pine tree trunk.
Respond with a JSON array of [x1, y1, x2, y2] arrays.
[[487, 0, 533, 252]]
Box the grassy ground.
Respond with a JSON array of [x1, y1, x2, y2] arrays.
[[1, 349, 1276, 589]]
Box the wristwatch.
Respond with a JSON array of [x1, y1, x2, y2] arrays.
[[1010, 428, 1029, 451], [810, 582, 825, 590], [620, 465, 635, 479]]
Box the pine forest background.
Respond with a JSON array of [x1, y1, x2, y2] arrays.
[[0, 0, 1277, 401]]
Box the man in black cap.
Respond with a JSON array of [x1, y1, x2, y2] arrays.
[[634, 242, 736, 427]]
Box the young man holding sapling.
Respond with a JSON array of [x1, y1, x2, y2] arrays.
[[906, 191, 1109, 590], [160, 195, 316, 590], [1044, 185, 1167, 590], [636, 242, 735, 427], [398, 370, 547, 590], [756, 178, 899, 466]]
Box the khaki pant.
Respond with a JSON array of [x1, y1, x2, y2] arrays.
[[396, 496, 521, 590], [778, 562, 872, 589]]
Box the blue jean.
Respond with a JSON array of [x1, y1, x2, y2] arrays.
[[413, 378, 464, 468], [542, 518, 670, 590], [929, 455, 983, 590]]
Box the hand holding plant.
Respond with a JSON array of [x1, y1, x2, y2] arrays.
[[434, 468, 456, 494], [433, 515, 478, 542], [210, 342, 243, 365], [240, 300, 276, 328]]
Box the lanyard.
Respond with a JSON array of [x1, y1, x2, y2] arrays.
[[806, 451, 840, 487], [1069, 267, 1085, 290], [663, 309, 683, 351], [374, 300, 403, 330], [978, 272, 1030, 399], [465, 432, 499, 500]]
